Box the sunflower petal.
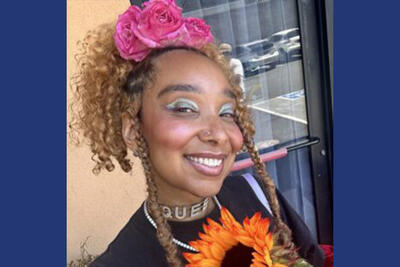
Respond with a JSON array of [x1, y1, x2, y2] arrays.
[[198, 240, 214, 258], [220, 207, 243, 230], [210, 242, 225, 261], [265, 232, 274, 250], [252, 252, 266, 264], [255, 236, 266, 249], [255, 218, 269, 238], [199, 232, 214, 243], [183, 252, 203, 263], [253, 244, 264, 255], [208, 228, 237, 248], [250, 212, 262, 225], [197, 258, 221, 267], [207, 219, 223, 230], [243, 217, 252, 233], [202, 223, 210, 234], [235, 234, 255, 247], [263, 246, 273, 267], [251, 261, 268, 267]]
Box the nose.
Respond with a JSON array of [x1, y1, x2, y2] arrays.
[[198, 116, 229, 145]]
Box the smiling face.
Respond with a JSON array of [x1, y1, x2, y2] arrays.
[[136, 49, 243, 205]]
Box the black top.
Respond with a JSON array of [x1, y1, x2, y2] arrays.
[[90, 175, 325, 267]]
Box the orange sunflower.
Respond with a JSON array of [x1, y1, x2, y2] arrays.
[[183, 207, 312, 267]]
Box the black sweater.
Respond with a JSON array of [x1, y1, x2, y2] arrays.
[[90, 175, 325, 267]]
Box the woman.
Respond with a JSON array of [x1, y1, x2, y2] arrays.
[[70, 0, 325, 266]]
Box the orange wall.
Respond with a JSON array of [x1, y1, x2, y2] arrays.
[[67, 0, 146, 262]]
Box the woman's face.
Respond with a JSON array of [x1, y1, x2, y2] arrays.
[[140, 49, 243, 205]]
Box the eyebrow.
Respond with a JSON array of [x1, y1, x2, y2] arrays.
[[157, 84, 199, 98], [223, 89, 236, 99], [157, 83, 236, 99]]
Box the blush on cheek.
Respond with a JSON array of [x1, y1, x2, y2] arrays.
[[152, 119, 196, 149], [230, 125, 244, 152]]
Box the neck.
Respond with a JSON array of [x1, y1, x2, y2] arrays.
[[150, 172, 217, 221], [152, 172, 211, 206], [158, 197, 215, 222]]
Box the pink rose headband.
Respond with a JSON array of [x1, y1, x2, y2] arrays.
[[114, 0, 214, 62]]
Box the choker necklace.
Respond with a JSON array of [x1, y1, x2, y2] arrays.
[[159, 198, 209, 220], [143, 196, 222, 252]]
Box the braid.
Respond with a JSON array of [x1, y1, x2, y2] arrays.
[[234, 102, 295, 249], [213, 47, 295, 247], [132, 114, 183, 267]]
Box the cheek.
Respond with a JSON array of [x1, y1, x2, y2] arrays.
[[143, 116, 195, 151], [228, 124, 244, 152]]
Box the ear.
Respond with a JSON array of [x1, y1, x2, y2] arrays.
[[121, 112, 138, 152]]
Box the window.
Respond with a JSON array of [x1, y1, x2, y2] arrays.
[[181, 0, 333, 242]]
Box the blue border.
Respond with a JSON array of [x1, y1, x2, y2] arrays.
[[2, 0, 400, 266], [1, 1, 66, 265], [335, 1, 400, 266]]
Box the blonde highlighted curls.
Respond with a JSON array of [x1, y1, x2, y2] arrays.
[[70, 22, 295, 266], [69, 23, 133, 174]]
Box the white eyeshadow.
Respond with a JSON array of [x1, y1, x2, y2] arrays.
[[219, 103, 234, 114], [166, 98, 199, 111]]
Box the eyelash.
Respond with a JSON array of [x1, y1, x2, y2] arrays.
[[220, 111, 234, 118], [173, 107, 197, 113], [167, 102, 235, 118], [219, 105, 235, 119]]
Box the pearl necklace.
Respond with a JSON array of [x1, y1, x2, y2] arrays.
[[143, 196, 222, 252]]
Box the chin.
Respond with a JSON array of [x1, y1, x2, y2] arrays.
[[190, 179, 225, 198]]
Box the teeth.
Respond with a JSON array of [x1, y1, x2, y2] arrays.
[[187, 156, 222, 167]]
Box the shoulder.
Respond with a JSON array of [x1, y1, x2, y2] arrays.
[[218, 175, 272, 220], [220, 174, 258, 200], [90, 204, 167, 267], [275, 191, 326, 267]]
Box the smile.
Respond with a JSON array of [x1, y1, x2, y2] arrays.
[[184, 153, 226, 176], [186, 156, 222, 167]]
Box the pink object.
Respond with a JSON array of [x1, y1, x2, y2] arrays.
[[231, 148, 288, 172], [136, 0, 185, 47], [114, 6, 150, 61], [320, 244, 333, 267], [182, 18, 214, 48], [114, 0, 214, 62]]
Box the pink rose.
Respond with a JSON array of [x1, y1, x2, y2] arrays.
[[114, 6, 150, 61], [143, 0, 175, 5], [183, 17, 214, 48], [135, 0, 185, 47]]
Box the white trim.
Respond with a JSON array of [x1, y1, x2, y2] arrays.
[[242, 173, 273, 214]]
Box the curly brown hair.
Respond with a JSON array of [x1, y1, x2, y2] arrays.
[[70, 22, 296, 267]]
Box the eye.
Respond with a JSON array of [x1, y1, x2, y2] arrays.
[[220, 111, 235, 118], [166, 98, 199, 114], [219, 103, 235, 119], [174, 107, 197, 113]]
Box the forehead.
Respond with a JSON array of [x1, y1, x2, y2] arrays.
[[148, 50, 230, 96]]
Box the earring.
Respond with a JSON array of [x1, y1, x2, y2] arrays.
[[202, 129, 211, 136], [200, 129, 212, 140]]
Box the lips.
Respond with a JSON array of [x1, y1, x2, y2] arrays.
[[184, 152, 227, 176]]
